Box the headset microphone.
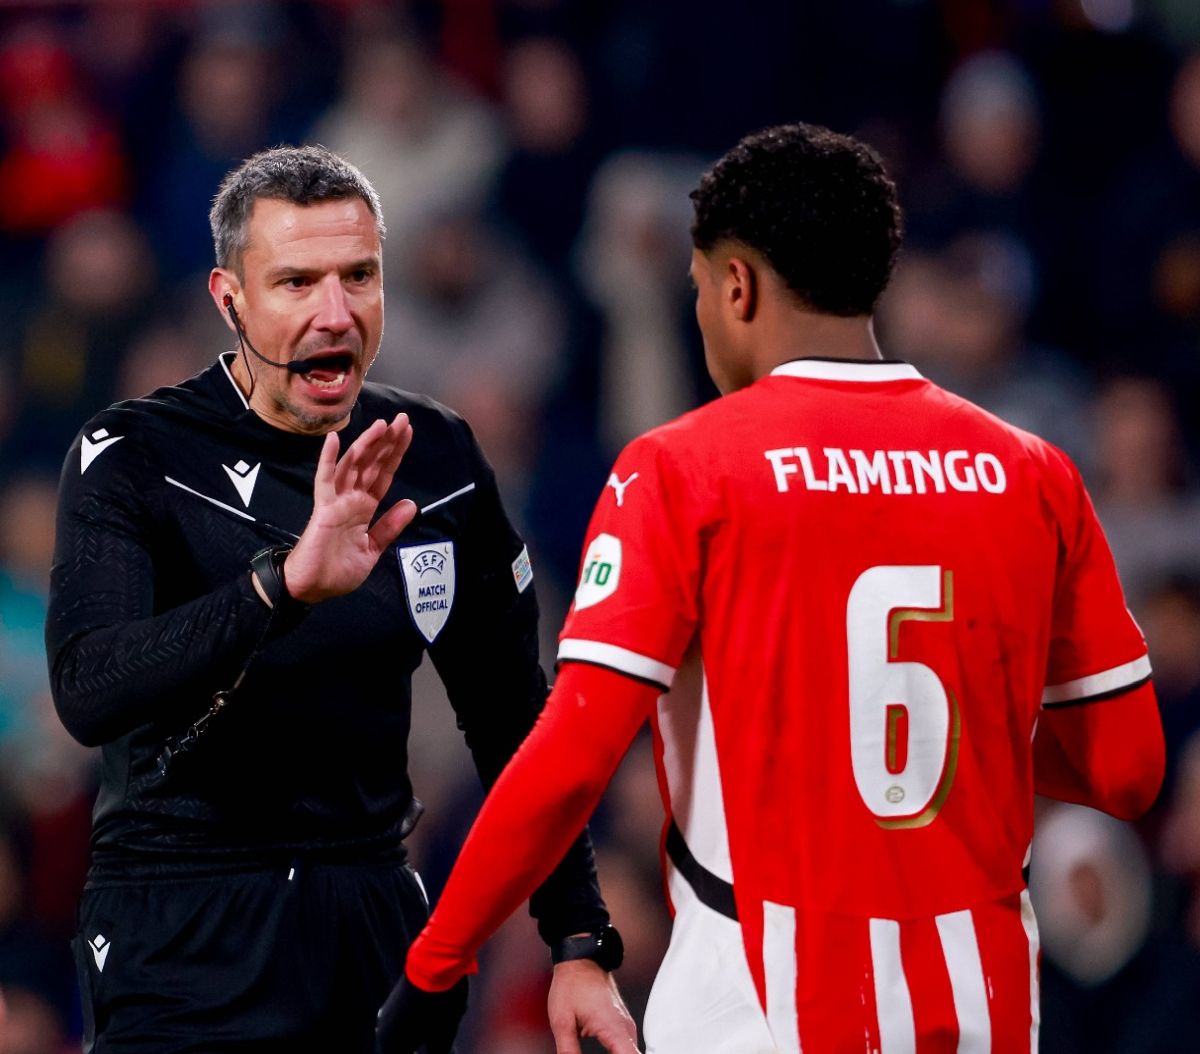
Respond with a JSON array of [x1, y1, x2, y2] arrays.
[[222, 294, 318, 376]]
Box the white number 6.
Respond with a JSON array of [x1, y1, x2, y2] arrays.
[[846, 565, 959, 829]]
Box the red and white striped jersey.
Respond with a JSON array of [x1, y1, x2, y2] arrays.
[[558, 358, 1150, 1052]]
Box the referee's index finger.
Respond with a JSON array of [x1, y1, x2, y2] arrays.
[[369, 414, 412, 501]]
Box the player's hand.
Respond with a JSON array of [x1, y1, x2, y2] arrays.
[[547, 960, 641, 1054], [375, 973, 468, 1054], [284, 413, 417, 603]]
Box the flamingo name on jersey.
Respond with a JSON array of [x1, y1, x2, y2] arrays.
[[764, 446, 1008, 496]]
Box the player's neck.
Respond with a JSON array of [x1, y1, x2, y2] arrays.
[[758, 313, 884, 378]]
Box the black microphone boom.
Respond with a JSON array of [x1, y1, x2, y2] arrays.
[[223, 295, 318, 376]]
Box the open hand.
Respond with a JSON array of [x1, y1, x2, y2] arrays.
[[548, 960, 640, 1054], [284, 413, 416, 603]]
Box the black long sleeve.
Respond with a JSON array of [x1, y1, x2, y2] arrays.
[[428, 434, 608, 945]]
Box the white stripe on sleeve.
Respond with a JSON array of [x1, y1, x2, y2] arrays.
[[1041, 654, 1151, 706], [557, 638, 676, 688]]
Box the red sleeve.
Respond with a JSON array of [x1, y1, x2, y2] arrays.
[[557, 432, 706, 689], [1032, 450, 1163, 818], [1041, 452, 1150, 704], [404, 662, 660, 991], [1033, 679, 1164, 819]]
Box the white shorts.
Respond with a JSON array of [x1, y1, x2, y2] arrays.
[[644, 874, 780, 1054]]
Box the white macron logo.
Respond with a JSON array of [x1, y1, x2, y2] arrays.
[[606, 472, 639, 507], [89, 933, 110, 972], [81, 429, 123, 474], [222, 460, 261, 508]]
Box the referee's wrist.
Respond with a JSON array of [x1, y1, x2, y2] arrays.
[[250, 545, 304, 612], [549, 925, 624, 972]]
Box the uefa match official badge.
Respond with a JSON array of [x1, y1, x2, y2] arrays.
[[398, 541, 456, 643]]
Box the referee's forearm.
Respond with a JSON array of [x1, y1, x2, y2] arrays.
[[48, 574, 271, 746]]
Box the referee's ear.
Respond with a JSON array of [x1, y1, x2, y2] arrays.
[[209, 268, 242, 333]]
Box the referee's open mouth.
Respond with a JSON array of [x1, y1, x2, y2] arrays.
[[297, 351, 356, 393]]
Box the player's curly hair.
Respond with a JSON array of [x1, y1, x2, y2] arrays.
[[690, 123, 903, 317]]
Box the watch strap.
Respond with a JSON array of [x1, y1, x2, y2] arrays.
[[251, 545, 294, 609], [550, 925, 624, 971]]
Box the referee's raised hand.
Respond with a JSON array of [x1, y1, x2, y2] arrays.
[[283, 413, 417, 603]]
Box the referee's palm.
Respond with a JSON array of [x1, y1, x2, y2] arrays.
[[285, 413, 417, 603]]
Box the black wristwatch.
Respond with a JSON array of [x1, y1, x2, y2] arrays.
[[550, 925, 624, 972], [250, 545, 297, 610]]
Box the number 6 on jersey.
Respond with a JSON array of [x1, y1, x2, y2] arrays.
[[846, 565, 959, 828]]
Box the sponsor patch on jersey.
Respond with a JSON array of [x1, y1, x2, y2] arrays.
[[512, 545, 534, 594], [398, 541, 456, 643], [574, 533, 621, 611]]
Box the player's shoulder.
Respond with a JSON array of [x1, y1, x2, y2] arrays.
[[619, 397, 728, 463], [923, 381, 1081, 478]]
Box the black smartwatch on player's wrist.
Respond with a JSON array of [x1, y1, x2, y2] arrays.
[[550, 925, 624, 972]]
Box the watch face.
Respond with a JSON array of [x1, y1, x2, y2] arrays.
[[598, 925, 625, 971]]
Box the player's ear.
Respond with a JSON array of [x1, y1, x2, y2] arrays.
[[727, 256, 757, 322]]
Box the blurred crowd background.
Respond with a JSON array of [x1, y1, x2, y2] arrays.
[[2, 0, 1200, 1051]]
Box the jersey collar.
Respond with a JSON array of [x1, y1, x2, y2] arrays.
[[211, 351, 366, 443], [218, 351, 251, 410], [769, 358, 923, 383]]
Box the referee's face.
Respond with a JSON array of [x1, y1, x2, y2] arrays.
[[221, 196, 385, 435]]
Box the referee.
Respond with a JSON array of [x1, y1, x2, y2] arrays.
[[45, 146, 632, 1053]]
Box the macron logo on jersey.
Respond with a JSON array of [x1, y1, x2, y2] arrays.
[[88, 933, 111, 972], [574, 533, 622, 611], [81, 429, 123, 474], [764, 447, 1008, 496], [222, 459, 261, 507]]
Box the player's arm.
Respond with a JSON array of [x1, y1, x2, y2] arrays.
[[1033, 679, 1164, 820], [410, 660, 657, 981], [1033, 446, 1165, 820], [428, 427, 611, 946], [378, 664, 653, 1054]]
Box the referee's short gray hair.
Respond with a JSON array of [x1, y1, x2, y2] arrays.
[[209, 144, 386, 276]]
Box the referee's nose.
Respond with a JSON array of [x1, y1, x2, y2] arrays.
[[313, 275, 354, 335]]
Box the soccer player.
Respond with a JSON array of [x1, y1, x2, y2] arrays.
[[45, 145, 633, 1053], [377, 124, 1165, 1053]]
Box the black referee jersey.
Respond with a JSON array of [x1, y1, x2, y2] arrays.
[[46, 352, 607, 942]]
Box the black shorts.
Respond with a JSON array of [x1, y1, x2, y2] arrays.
[[70, 857, 429, 1053]]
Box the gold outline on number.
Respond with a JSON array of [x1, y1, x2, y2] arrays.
[[888, 570, 954, 658], [878, 570, 959, 830]]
